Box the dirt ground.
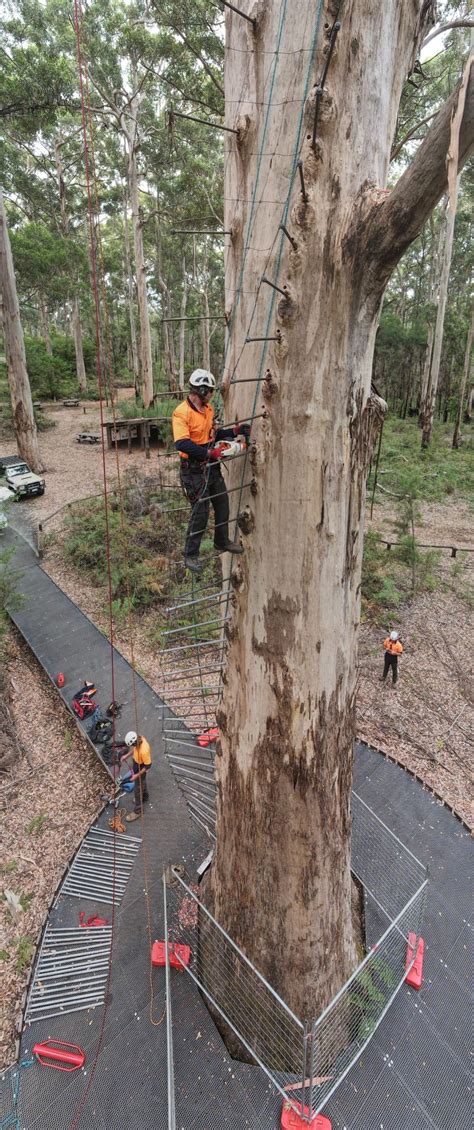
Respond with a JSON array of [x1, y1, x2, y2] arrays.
[[0, 631, 108, 1069], [0, 398, 472, 1068]]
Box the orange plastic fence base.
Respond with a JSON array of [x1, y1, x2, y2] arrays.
[[405, 932, 425, 989], [197, 727, 219, 747], [151, 941, 191, 970], [281, 1100, 332, 1129], [33, 1040, 85, 1072]]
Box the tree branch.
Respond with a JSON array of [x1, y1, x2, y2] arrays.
[[365, 59, 474, 293], [390, 111, 438, 161], [422, 18, 474, 48]]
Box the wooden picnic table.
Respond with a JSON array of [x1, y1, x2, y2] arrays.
[[63, 398, 80, 407]]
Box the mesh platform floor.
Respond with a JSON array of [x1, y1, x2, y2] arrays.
[[3, 530, 472, 1129]]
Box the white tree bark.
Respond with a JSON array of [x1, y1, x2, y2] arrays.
[[71, 295, 87, 394], [54, 139, 87, 391], [452, 305, 474, 447], [206, 0, 473, 1023], [179, 254, 188, 394], [126, 93, 154, 407], [0, 191, 44, 472], [123, 186, 140, 397], [420, 179, 460, 447], [419, 209, 446, 416], [39, 300, 52, 355]]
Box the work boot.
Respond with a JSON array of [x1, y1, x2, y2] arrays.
[[184, 556, 203, 574], [126, 811, 140, 822], [215, 541, 244, 555]]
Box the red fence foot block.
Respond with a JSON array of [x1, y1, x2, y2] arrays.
[[197, 727, 219, 747], [281, 1100, 331, 1129], [405, 932, 425, 989], [33, 1040, 85, 1072], [151, 941, 191, 970]]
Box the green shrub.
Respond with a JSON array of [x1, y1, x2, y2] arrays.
[[16, 936, 34, 972]]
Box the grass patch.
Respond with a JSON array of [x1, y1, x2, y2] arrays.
[[3, 859, 18, 873], [26, 813, 49, 836], [16, 936, 34, 972], [369, 416, 473, 504]]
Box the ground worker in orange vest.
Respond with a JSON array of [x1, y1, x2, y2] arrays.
[[120, 732, 152, 822], [381, 630, 403, 685], [172, 369, 248, 574]]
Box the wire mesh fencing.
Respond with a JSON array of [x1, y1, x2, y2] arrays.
[[163, 796, 428, 1124], [164, 868, 306, 1117]]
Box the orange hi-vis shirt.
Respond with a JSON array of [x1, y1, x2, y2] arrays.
[[172, 400, 214, 460], [383, 638, 403, 656], [132, 737, 152, 767]]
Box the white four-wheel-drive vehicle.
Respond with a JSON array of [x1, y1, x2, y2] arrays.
[[0, 456, 45, 498]]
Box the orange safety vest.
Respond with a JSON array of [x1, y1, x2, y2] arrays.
[[383, 637, 403, 656], [172, 400, 214, 460]]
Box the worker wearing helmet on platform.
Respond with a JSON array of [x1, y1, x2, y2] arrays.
[[120, 731, 152, 822], [381, 630, 403, 686], [172, 369, 249, 574]]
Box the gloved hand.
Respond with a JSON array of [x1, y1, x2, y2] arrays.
[[233, 422, 251, 438], [208, 444, 225, 460]]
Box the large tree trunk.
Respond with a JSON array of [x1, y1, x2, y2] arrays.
[[0, 191, 44, 472], [155, 208, 177, 393], [123, 185, 140, 397], [453, 305, 474, 447], [71, 296, 87, 394], [205, 0, 473, 1026], [420, 183, 459, 447], [201, 287, 211, 372], [54, 139, 87, 392], [127, 94, 154, 407], [39, 300, 52, 355], [179, 254, 188, 394], [419, 211, 446, 424]]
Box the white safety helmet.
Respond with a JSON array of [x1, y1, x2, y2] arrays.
[[124, 731, 137, 748], [390, 631, 399, 642], [189, 369, 216, 391]]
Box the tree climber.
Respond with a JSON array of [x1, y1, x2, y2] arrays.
[[381, 631, 404, 686], [120, 731, 152, 822], [172, 369, 249, 574]]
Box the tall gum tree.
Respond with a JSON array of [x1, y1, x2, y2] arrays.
[[205, 1, 473, 1024], [0, 191, 44, 472]]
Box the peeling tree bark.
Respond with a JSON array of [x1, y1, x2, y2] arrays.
[[205, 0, 473, 1028], [0, 191, 44, 472]]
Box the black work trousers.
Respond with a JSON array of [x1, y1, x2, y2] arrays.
[[382, 652, 398, 684], [180, 461, 230, 558], [133, 759, 149, 814]]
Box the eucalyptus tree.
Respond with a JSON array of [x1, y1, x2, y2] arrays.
[[0, 191, 44, 470], [452, 304, 474, 446], [209, 1, 473, 1024]]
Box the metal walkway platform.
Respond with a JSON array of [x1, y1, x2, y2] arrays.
[[2, 529, 471, 1129]]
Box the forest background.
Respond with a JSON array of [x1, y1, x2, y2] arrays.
[[0, 0, 472, 1070]]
